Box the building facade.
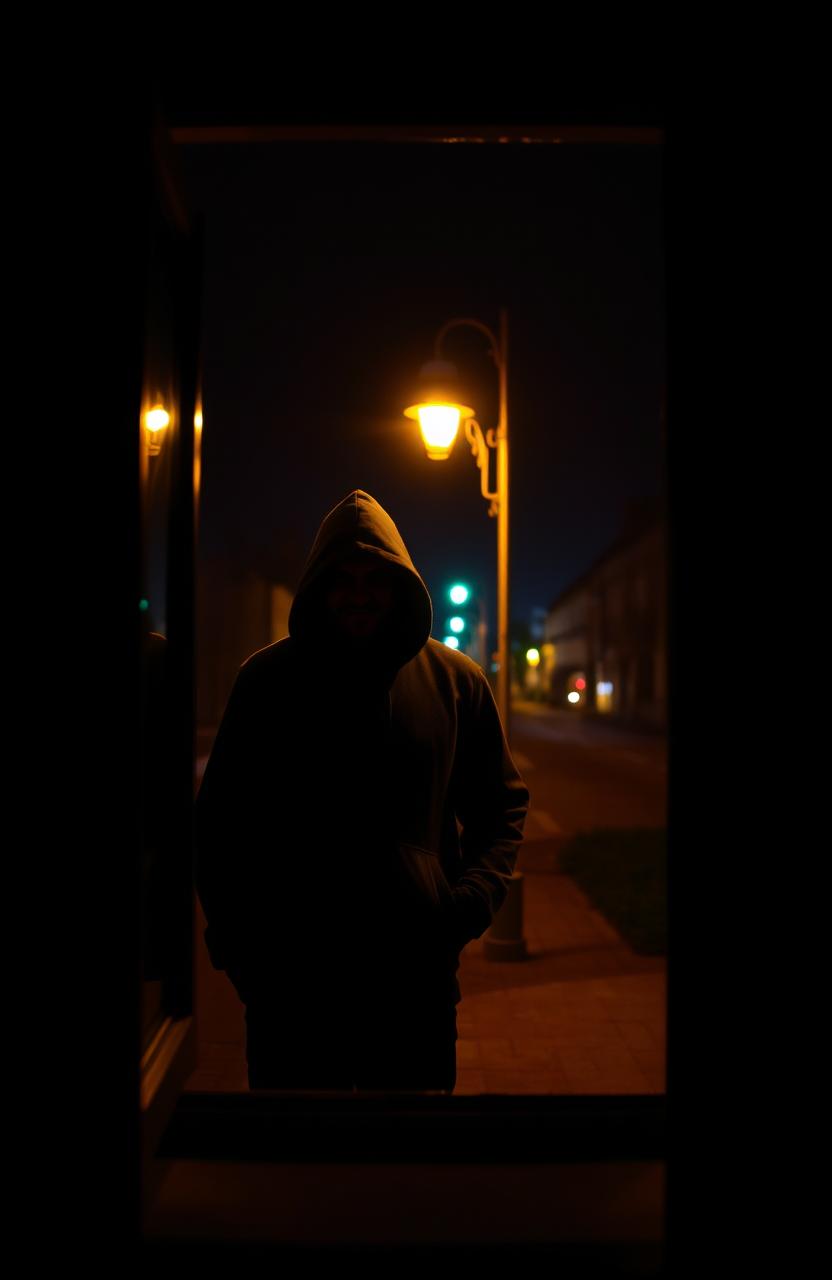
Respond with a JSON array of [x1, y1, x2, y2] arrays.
[[543, 511, 667, 728]]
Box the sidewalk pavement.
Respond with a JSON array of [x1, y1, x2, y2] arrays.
[[185, 818, 665, 1096]]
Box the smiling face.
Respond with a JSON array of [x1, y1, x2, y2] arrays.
[[324, 556, 397, 641]]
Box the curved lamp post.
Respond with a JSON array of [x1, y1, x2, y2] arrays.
[[404, 308, 511, 738], [405, 308, 526, 961]]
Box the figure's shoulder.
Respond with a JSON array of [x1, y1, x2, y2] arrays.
[[238, 636, 297, 681], [422, 637, 489, 696]]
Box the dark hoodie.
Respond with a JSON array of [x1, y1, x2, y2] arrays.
[[195, 490, 528, 992]]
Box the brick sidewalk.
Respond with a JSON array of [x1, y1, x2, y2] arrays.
[[185, 829, 666, 1095], [453, 858, 666, 1094]]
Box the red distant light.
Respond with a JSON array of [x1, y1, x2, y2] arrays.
[[575, 678, 586, 690]]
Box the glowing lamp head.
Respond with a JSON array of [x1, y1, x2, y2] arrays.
[[416, 404, 462, 459], [443, 635, 460, 649], [404, 360, 474, 460], [567, 691, 581, 704], [449, 584, 470, 605], [526, 648, 540, 667], [144, 404, 170, 456], [144, 405, 170, 434], [449, 616, 465, 634]]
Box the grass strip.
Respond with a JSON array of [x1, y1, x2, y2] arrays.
[[559, 827, 667, 955]]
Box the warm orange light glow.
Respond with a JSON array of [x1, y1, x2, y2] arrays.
[[193, 404, 203, 503], [418, 405, 461, 459], [145, 405, 170, 434], [404, 398, 474, 460], [595, 680, 613, 713]]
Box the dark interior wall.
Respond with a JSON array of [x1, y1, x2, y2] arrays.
[[34, 99, 153, 1257], [196, 557, 275, 727]]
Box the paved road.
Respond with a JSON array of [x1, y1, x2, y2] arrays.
[[510, 702, 667, 848]]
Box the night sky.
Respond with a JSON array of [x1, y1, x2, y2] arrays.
[[176, 136, 665, 648]]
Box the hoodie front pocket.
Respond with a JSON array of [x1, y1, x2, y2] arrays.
[[396, 843, 453, 911]]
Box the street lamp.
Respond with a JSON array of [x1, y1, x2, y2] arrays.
[[404, 308, 511, 737], [405, 309, 526, 962]]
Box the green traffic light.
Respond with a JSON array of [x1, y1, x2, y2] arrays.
[[449, 616, 465, 633], [449, 584, 470, 605]]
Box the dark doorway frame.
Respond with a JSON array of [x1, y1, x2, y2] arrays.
[[137, 104, 668, 1264]]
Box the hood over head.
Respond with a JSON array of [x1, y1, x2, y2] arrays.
[[288, 490, 433, 671]]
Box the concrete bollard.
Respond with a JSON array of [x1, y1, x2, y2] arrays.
[[483, 871, 528, 961]]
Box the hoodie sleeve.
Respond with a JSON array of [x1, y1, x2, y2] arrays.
[[446, 671, 530, 945]]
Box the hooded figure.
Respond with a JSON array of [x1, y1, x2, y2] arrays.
[[195, 490, 528, 1090]]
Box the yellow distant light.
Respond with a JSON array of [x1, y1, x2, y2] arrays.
[[194, 409, 203, 431], [526, 648, 540, 667], [567, 691, 581, 704], [595, 680, 613, 713], [145, 405, 170, 434]]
